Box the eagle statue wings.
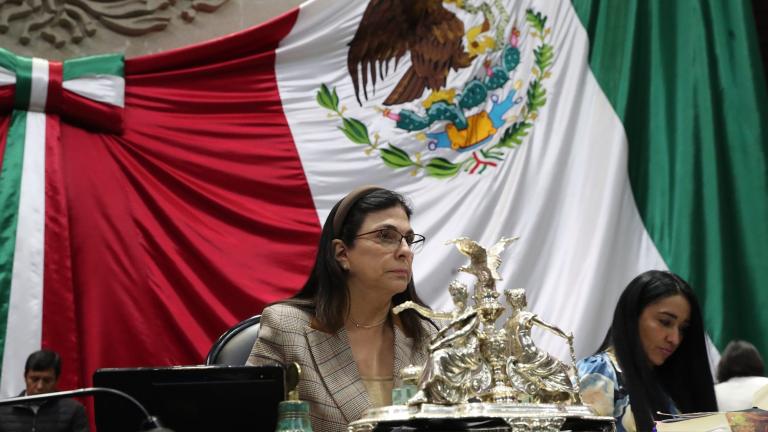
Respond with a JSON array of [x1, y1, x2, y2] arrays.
[[347, 0, 474, 106], [447, 236, 519, 283]]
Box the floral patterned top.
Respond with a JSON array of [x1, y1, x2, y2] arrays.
[[577, 351, 678, 432]]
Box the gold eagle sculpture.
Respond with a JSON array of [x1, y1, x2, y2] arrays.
[[447, 236, 519, 284]]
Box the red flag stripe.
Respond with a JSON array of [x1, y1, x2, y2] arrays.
[[42, 111, 81, 390]]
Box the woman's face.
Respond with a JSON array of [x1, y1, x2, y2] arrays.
[[638, 293, 691, 366], [336, 206, 415, 299]]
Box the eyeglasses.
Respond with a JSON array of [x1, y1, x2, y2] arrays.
[[355, 228, 426, 253]]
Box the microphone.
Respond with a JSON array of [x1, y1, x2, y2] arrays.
[[0, 387, 175, 432]]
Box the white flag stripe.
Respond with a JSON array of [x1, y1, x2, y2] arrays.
[[277, 0, 670, 359], [0, 66, 15, 87], [63, 75, 125, 108], [0, 111, 46, 397], [29, 58, 49, 112]]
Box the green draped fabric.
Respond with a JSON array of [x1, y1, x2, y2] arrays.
[[572, 0, 768, 357]]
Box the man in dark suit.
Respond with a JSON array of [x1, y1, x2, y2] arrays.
[[0, 350, 89, 432]]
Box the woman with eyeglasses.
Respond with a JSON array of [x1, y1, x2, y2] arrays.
[[248, 186, 437, 432]]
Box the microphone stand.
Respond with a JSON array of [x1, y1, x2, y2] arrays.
[[0, 387, 175, 432]]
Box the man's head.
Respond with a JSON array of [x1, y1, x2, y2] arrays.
[[24, 350, 61, 395]]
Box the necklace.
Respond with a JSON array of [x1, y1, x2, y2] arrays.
[[349, 315, 388, 329]]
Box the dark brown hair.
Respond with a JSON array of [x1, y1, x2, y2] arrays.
[[24, 349, 61, 378], [717, 340, 765, 383]]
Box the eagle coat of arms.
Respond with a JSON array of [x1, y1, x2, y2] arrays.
[[316, 1, 554, 179]]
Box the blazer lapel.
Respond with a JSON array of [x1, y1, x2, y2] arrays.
[[305, 326, 370, 424]]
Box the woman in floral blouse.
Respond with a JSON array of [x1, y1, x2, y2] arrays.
[[577, 270, 717, 432]]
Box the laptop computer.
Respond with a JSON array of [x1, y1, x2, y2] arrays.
[[93, 365, 284, 432]]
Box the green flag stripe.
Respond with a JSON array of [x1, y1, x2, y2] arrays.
[[63, 53, 124, 80], [12, 57, 32, 110], [0, 110, 28, 365], [572, 0, 768, 358], [0, 48, 19, 73]]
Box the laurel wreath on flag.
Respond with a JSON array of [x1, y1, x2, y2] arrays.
[[317, 8, 553, 179]]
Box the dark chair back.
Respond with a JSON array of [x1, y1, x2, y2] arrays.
[[205, 314, 261, 365]]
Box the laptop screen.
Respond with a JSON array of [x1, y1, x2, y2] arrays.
[[93, 365, 284, 432]]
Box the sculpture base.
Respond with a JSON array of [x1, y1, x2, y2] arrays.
[[348, 403, 615, 432]]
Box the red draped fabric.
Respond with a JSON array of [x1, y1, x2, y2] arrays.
[[39, 8, 320, 391]]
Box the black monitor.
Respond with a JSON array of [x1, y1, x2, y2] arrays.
[[93, 365, 284, 432]]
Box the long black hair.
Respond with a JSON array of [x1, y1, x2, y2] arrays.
[[279, 187, 431, 341], [609, 270, 716, 431]]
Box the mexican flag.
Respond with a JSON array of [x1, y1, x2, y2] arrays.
[[1, 0, 766, 397]]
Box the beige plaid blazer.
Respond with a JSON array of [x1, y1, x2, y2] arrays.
[[248, 303, 435, 432]]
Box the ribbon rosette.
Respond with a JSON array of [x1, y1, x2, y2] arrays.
[[0, 48, 124, 133], [0, 48, 124, 379]]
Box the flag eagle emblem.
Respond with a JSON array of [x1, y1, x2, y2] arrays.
[[316, 4, 555, 179]]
